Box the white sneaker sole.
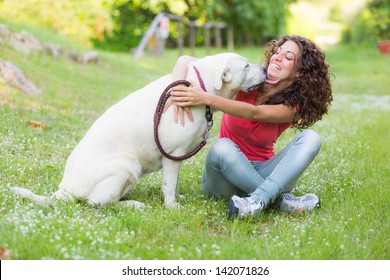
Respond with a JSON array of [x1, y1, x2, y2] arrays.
[[280, 193, 320, 213]]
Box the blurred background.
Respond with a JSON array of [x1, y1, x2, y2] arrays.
[[0, 0, 389, 54]]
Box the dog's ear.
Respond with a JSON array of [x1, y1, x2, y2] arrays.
[[222, 69, 233, 83], [214, 64, 232, 90]]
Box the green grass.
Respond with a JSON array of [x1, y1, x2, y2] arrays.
[[0, 23, 389, 260]]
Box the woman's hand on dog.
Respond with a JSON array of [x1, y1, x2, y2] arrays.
[[163, 97, 194, 126], [164, 81, 211, 126], [171, 82, 209, 107]]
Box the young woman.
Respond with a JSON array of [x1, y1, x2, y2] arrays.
[[170, 35, 333, 219]]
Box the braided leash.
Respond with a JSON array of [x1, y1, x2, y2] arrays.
[[153, 79, 213, 161]]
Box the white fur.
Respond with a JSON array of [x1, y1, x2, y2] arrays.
[[13, 53, 266, 208]]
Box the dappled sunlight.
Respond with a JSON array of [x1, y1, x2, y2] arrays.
[[287, 0, 367, 46]]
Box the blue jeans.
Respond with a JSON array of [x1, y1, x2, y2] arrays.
[[201, 130, 321, 207]]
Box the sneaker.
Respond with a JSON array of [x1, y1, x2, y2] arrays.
[[227, 195, 264, 219], [279, 193, 320, 213]]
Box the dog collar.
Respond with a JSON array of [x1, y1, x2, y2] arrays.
[[193, 66, 213, 123]]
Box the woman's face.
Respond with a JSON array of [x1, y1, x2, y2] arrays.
[[265, 40, 300, 85]]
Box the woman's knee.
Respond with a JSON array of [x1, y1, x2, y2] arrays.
[[208, 138, 238, 162], [299, 129, 322, 156]]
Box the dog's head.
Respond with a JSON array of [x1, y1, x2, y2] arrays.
[[189, 53, 266, 99]]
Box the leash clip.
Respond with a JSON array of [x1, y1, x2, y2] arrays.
[[203, 119, 213, 142]]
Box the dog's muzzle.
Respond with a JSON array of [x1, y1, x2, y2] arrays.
[[247, 66, 267, 92]]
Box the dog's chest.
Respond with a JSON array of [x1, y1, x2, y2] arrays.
[[140, 156, 163, 174]]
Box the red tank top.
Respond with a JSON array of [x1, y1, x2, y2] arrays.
[[219, 90, 291, 161]]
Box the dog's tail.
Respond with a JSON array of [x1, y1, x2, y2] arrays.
[[13, 187, 52, 206], [13, 187, 74, 206]]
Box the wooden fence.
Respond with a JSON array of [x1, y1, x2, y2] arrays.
[[133, 12, 234, 60]]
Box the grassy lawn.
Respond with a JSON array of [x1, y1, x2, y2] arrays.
[[0, 23, 389, 260]]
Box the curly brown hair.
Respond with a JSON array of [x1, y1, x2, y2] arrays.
[[262, 35, 333, 130]]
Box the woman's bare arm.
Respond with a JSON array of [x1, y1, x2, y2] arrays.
[[165, 55, 199, 125], [171, 83, 300, 123]]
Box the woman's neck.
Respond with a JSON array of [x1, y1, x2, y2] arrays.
[[262, 80, 293, 95], [261, 83, 278, 96], [256, 82, 292, 105]]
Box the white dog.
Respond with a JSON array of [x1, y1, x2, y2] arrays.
[[13, 53, 266, 208]]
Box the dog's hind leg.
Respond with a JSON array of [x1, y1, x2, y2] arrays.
[[119, 200, 145, 209], [162, 158, 182, 208], [86, 170, 146, 208]]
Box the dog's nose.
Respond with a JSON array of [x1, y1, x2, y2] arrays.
[[262, 66, 268, 75]]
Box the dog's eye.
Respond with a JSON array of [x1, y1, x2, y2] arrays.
[[245, 64, 250, 69]]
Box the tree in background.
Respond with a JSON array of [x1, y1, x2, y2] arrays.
[[93, 0, 296, 52], [0, 0, 113, 45], [92, 0, 159, 52], [224, 0, 295, 46], [366, 0, 390, 40], [0, 0, 297, 51], [342, 0, 390, 44]]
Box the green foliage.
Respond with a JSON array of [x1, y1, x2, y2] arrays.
[[0, 0, 113, 45], [92, 0, 157, 52], [93, 0, 296, 51], [226, 0, 295, 43], [367, 0, 390, 39], [0, 0, 296, 51], [342, 0, 390, 43]]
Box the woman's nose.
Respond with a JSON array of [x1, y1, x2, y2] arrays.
[[274, 52, 282, 61]]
